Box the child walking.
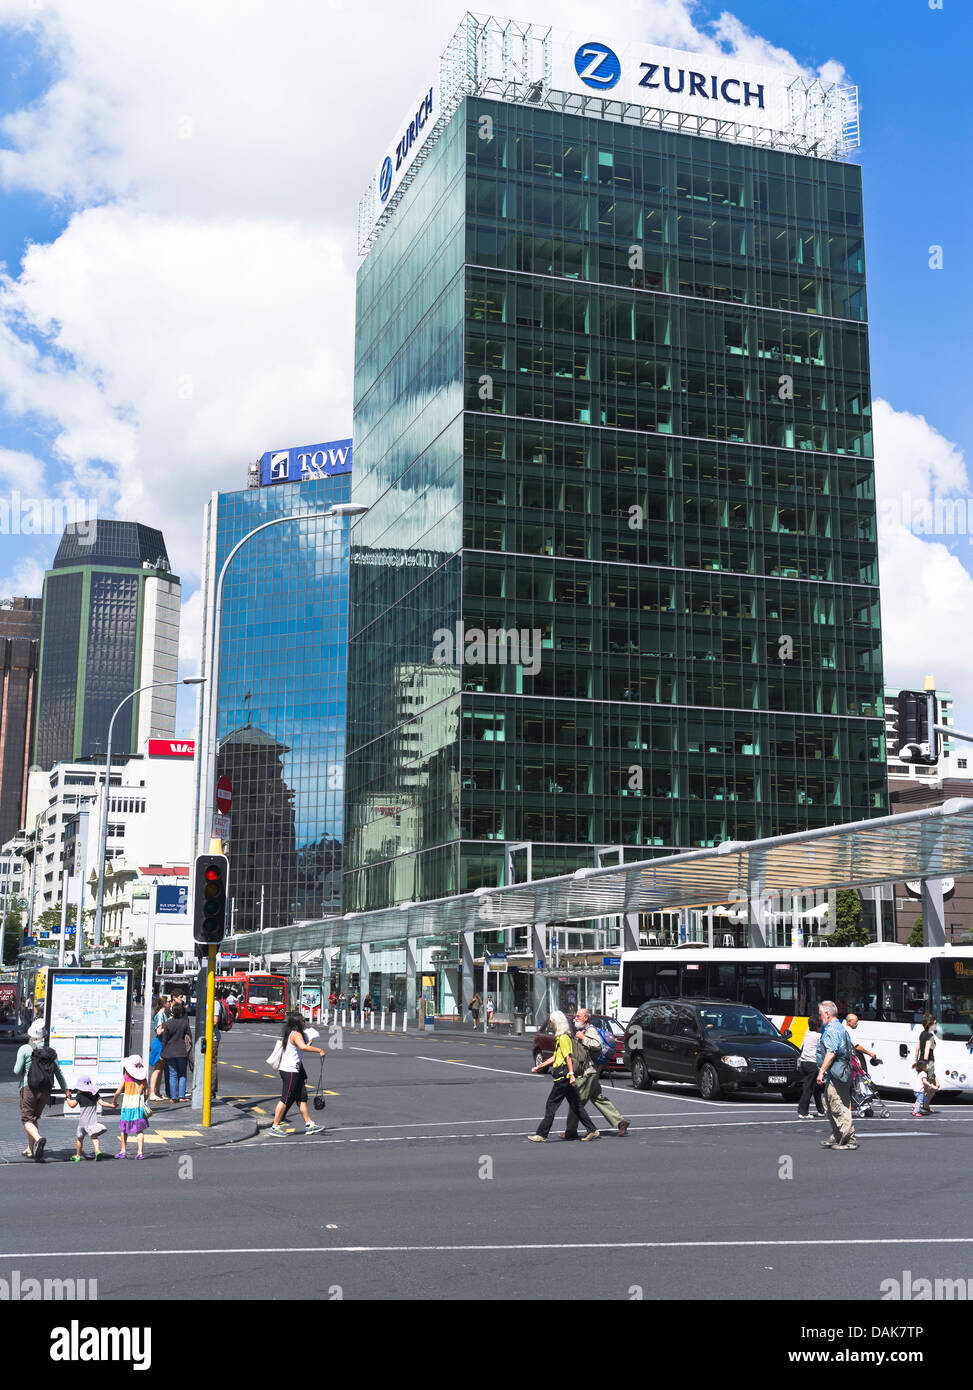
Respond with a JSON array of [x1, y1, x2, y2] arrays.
[[112, 1055, 150, 1159], [65, 1073, 107, 1160]]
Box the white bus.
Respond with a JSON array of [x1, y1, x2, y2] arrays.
[[618, 945, 973, 1096]]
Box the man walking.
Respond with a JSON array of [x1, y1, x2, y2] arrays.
[[816, 1000, 857, 1151], [563, 1009, 629, 1139]]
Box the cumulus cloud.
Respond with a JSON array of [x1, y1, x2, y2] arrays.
[[0, 552, 45, 600], [873, 399, 973, 725]]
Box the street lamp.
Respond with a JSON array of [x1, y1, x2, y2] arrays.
[[92, 677, 206, 951], [199, 500, 369, 850]]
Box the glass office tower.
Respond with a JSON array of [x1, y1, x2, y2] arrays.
[[196, 471, 351, 933], [34, 521, 180, 769], [345, 17, 885, 914]]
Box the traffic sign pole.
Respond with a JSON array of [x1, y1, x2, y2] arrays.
[[202, 943, 216, 1127]]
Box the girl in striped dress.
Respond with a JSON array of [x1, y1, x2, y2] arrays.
[[112, 1055, 150, 1159]]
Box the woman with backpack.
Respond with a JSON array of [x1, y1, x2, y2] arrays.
[[13, 1019, 67, 1161]]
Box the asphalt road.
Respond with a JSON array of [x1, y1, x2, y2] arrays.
[[3, 1020, 971, 1304]]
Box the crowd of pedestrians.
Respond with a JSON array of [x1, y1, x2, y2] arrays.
[[9, 983, 945, 1160]]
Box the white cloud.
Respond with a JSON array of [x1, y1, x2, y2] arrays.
[[0, 447, 45, 486], [0, 552, 45, 599], [178, 586, 202, 677], [873, 399, 973, 727]]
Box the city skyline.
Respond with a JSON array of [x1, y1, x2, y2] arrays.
[[0, 1, 970, 737]]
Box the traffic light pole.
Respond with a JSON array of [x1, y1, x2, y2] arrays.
[[202, 943, 216, 1127]]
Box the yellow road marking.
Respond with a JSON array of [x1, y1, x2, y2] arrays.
[[253, 1107, 266, 1114], [247, 1069, 260, 1074]]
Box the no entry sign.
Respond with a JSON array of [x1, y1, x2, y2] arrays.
[[216, 776, 233, 815]]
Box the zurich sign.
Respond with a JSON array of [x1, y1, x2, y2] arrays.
[[574, 41, 621, 90], [379, 156, 393, 203]]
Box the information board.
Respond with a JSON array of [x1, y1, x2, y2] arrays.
[[156, 885, 188, 915], [47, 969, 133, 1091]]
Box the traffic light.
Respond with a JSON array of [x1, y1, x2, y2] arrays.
[[193, 853, 229, 945], [895, 690, 940, 766]]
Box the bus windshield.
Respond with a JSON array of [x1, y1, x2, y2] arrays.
[[248, 981, 285, 1007], [697, 1005, 781, 1041], [935, 961, 973, 1040]]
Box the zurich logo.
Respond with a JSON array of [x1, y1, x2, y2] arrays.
[[574, 41, 621, 90], [379, 156, 393, 203]]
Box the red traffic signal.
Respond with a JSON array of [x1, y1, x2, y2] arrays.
[[193, 853, 229, 945]]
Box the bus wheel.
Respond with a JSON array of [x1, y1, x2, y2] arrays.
[[631, 1055, 653, 1090], [698, 1063, 722, 1101]]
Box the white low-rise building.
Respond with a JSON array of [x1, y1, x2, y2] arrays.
[[24, 739, 196, 949]]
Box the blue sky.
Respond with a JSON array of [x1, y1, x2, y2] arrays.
[[0, 0, 970, 738]]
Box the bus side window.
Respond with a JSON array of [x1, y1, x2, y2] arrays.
[[801, 969, 834, 1018], [707, 963, 738, 1000], [655, 968, 678, 999], [739, 965, 768, 1013], [622, 963, 656, 1008]]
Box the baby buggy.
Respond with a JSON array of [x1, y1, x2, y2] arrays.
[[851, 1054, 890, 1118]]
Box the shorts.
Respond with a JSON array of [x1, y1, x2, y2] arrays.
[[19, 1088, 49, 1124], [279, 1066, 307, 1115]]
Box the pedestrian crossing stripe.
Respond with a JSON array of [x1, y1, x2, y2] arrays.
[[139, 1130, 203, 1143]]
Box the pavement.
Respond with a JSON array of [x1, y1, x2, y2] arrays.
[[2, 1020, 972, 1309], [0, 1038, 257, 1164]]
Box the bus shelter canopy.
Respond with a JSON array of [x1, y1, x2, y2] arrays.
[[227, 799, 973, 954]]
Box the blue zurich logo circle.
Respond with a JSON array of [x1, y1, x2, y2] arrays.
[[379, 156, 393, 203], [574, 41, 621, 90]]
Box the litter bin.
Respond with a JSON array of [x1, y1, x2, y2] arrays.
[[513, 1011, 525, 1036]]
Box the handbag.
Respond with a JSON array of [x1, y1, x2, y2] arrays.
[[266, 1040, 284, 1070]]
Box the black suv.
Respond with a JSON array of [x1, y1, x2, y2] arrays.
[[625, 999, 801, 1100]]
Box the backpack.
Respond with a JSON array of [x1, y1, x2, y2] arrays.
[[591, 1024, 617, 1066], [218, 1001, 233, 1032], [828, 1024, 853, 1085], [27, 1046, 58, 1092]]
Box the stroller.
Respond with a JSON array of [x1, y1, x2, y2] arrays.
[[851, 1053, 890, 1118]]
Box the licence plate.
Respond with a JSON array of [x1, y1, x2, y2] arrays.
[[768, 1075, 787, 1085]]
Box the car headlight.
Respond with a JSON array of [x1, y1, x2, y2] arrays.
[[721, 1055, 748, 1069]]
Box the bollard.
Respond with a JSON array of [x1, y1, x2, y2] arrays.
[[380, 1010, 386, 1032], [402, 1011, 407, 1033], [341, 1009, 346, 1029], [370, 1011, 375, 1030]]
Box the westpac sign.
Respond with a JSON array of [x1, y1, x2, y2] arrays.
[[259, 439, 353, 487]]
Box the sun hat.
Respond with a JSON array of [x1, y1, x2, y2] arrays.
[[27, 1019, 46, 1039], [74, 1073, 96, 1091], [122, 1054, 147, 1081]]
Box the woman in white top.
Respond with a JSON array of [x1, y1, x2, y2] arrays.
[[797, 1015, 827, 1118], [269, 1013, 326, 1137]]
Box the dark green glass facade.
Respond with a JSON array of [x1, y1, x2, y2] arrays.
[[346, 96, 886, 913]]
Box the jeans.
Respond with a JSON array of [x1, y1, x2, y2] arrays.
[[564, 1069, 624, 1136], [536, 1079, 596, 1138], [797, 1061, 826, 1116], [166, 1055, 189, 1101]]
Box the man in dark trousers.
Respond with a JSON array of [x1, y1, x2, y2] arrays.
[[562, 1008, 629, 1140]]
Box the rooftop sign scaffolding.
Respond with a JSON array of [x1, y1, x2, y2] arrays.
[[358, 11, 860, 254]]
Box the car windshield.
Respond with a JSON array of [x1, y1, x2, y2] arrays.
[[698, 1006, 780, 1040]]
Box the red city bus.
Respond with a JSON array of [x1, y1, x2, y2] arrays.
[[215, 972, 288, 1022]]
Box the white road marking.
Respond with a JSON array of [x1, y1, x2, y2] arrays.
[[5, 1235, 973, 1260], [416, 1056, 533, 1078], [348, 1046, 400, 1055]]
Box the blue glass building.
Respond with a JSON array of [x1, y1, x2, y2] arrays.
[[195, 468, 351, 934]]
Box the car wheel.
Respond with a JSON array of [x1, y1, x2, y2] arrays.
[[533, 1050, 543, 1069], [630, 1054, 653, 1090], [698, 1062, 722, 1101]]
